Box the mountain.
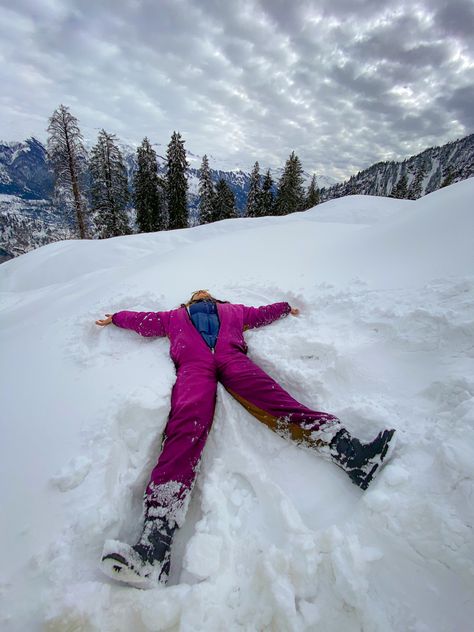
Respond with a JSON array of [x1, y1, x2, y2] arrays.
[[1, 180, 473, 631], [0, 138, 70, 262], [0, 139, 332, 261], [1, 134, 473, 262], [0, 137, 53, 199], [322, 133, 474, 201], [0, 195, 70, 262]]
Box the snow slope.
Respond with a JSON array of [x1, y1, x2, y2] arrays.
[[1, 179, 473, 631]]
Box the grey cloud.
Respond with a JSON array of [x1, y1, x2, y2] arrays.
[[397, 110, 450, 136], [317, 0, 391, 18], [0, 0, 473, 183], [354, 96, 404, 120], [330, 62, 391, 99], [351, 13, 452, 70], [434, 0, 474, 39], [258, 0, 307, 33], [401, 43, 452, 68], [437, 84, 474, 129]]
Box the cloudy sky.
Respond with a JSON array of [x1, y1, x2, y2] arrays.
[[1, 0, 473, 180]]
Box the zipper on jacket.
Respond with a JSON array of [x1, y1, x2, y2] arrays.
[[213, 306, 221, 353], [185, 304, 220, 353]]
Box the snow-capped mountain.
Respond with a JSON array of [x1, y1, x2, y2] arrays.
[[323, 133, 474, 201], [1, 134, 473, 263], [0, 195, 71, 262], [0, 138, 332, 261], [0, 137, 53, 199], [0, 138, 70, 262]]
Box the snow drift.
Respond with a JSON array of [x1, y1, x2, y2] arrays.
[[0, 179, 473, 631]]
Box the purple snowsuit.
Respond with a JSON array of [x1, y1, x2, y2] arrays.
[[112, 302, 340, 526]]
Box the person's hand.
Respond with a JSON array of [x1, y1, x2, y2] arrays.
[[290, 307, 300, 316], [96, 314, 113, 326]]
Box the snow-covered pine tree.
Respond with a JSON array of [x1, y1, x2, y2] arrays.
[[391, 172, 408, 199], [440, 165, 455, 188], [89, 130, 130, 239], [46, 104, 89, 238], [134, 138, 166, 232], [275, 151, 305, 215], [166, 131, 188, 230], [256, 169, 275, 217], [213, 179, 237, 221], [198, 154, 214, 224], [305, 173, 320, 209], [407, 165, 426, 199], [245, 161, 261, 217]]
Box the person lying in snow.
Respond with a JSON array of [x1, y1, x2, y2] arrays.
[[95, 290, 396, 588]]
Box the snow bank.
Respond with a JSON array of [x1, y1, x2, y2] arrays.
[[0, 180, 473, 631]]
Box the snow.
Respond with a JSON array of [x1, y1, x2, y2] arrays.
[[1, 179, 473, 631], [0, 165, 12, 184], [11, 143, 31, 162], [187, 171, 200, 196]]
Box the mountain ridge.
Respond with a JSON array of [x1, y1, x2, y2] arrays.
[[1, 133, 473, 262], [323, 133, 474, 201]]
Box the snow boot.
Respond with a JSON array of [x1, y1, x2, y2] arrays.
[[328, 427, 397, 490], [100, 517, 175, 589]]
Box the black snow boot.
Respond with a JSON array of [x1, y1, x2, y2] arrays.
[[100, 517, 176, 588], [328, 428, 397, 490]]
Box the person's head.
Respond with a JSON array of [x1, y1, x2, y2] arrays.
[[182, 289, 215, 307], [190, 289, 213, 303], [181, 289, 229, 308]]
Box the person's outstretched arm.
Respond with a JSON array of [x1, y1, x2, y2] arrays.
[[95, 310, 170, 337], [241, 302, 299, 331]]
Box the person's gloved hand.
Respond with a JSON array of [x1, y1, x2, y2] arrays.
[[290, 307, 300, 316]]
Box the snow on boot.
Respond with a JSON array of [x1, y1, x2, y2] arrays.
[[100, 518, 175, 589], [329, 428, 397, 490]]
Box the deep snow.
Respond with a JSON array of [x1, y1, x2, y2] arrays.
[[1, 180, 473, 631]]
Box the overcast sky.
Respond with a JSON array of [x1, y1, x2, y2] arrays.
[[1, 0, 473, 180]]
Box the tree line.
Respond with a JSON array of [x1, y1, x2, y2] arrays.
[[46, 104, 321, 239]]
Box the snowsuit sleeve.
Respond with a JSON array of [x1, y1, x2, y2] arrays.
[[242, 302, 292, 331], [112, 310, 170, 337]]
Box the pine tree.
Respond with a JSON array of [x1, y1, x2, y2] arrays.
[[275, 151, 305, 215], [89, 130, 130, 238], [440, 165, 455, 188], [305, 173, 320, 208], [391, 173, 408, 199], [245, 161, 261, 217], [213, 179, 237, 221], [198, 154, 214, 224], [46, 104, 89, 238], [256, 169, 275, 216], [407, 166, 425, 200], [134, 138, 166, 232], [166, 131, 188, 230]]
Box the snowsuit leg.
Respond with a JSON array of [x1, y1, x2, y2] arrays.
[[144, 360, 218, 526], [217, 353, 341, 447]]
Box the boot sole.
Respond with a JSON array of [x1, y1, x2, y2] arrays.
[[100, 552, 157, 589], [359, 429, 397, 490]]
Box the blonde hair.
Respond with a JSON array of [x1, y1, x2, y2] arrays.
[[180, 290, 229, 308]]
